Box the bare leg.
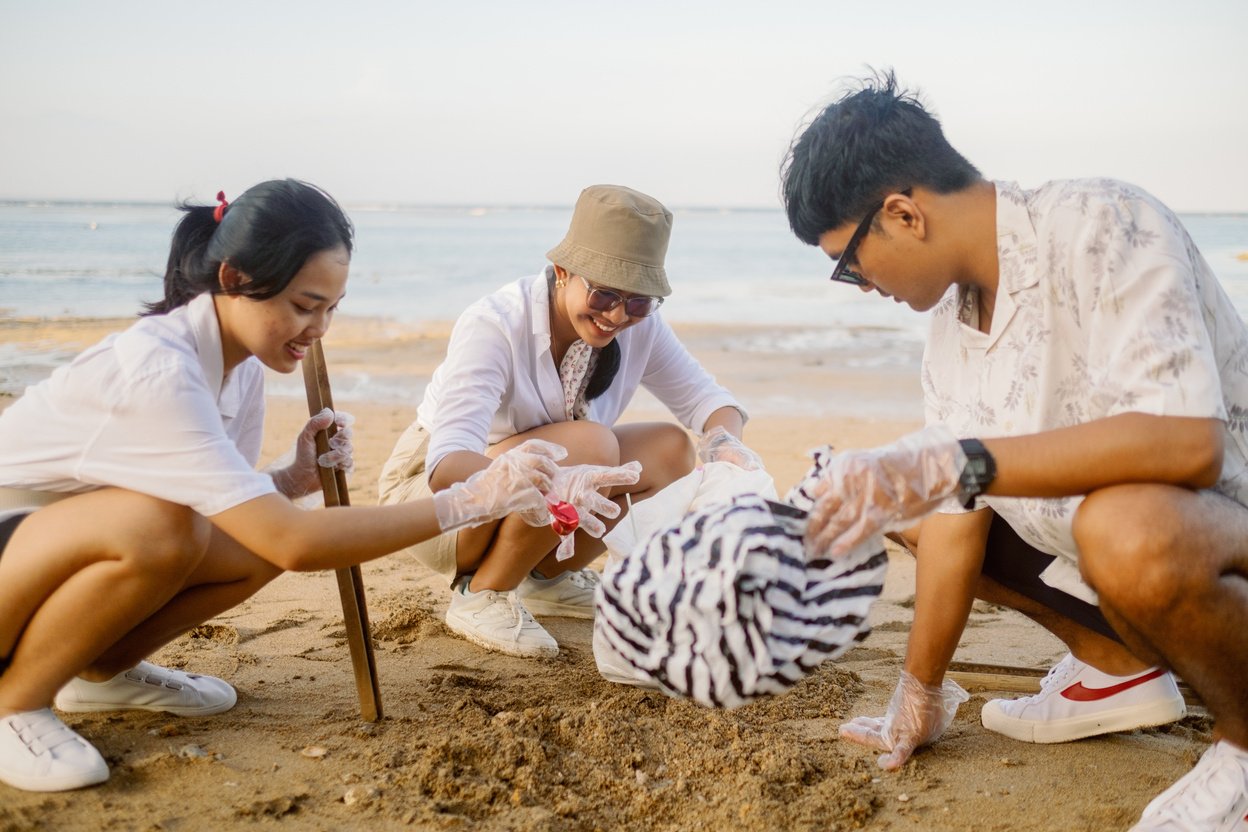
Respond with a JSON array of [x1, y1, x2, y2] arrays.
[[1074, 484, 1248, 746], [84, 525, 282, 678], [0, 490, 209, 715], [974, 575, 1151, 675]]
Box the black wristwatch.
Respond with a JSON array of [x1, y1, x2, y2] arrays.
[[957, 438, 996, 508]]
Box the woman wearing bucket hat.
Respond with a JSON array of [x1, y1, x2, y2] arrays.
[[379, 184, 762, 658]]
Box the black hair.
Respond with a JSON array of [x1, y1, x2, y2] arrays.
[[781, 69, 981, 246], [585, 339, 620, 402], [144, 178, 354, 315]]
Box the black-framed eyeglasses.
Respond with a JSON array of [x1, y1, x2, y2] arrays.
[[577, 275, 664, 318], [829, 188, 911, 286]]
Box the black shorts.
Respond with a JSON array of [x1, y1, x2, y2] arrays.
[[0, 512, 32, 676], [981, 515, 1123, 644]]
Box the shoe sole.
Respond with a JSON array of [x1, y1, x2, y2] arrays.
[[54, 690, 238, 717], [444, 614, 559, 659], [0, 763, 109, 792], [981, 695, 1186, 743], [520, 598, 595, 620]]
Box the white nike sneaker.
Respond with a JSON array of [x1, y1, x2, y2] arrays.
[[980, 653, 1186, 743], [517, 568, 600, 619], [1130, 741, 1248, 831]]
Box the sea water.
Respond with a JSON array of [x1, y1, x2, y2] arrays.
[[2, 200, 1247, 398]]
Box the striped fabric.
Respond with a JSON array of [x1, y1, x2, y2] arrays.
[[594, 447, 887, 708]]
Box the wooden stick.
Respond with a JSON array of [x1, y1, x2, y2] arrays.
[[302, 340, 383, 722], [947, 660, 1203, 709]]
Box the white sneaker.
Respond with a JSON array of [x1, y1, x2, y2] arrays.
[[517, 568, 600, 619], [981, 653, 1185, 743], [0, 708, 109, 792], [444, 579, 559, 658], [54, 661, 237, 717], [1130, 741, 1248, 831]]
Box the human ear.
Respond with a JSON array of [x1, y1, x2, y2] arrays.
[[885, 193, 926, 240], [218, 261, 249, 292]]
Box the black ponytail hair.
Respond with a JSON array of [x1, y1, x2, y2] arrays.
[[584, 339, 620, 401], [144, 178, 354, 316]]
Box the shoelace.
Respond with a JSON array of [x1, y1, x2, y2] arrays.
[[506, 594, 541, 644], [1035, 656, 1082, 696], [125, 667, 185, 691], [565, 569, 600, 590]]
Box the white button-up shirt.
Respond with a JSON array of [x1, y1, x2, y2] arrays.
[[923, 179, 1248, 603], [0, 292, 276, 521], [419, 268, 745, 475]]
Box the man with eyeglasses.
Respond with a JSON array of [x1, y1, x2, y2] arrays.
[[781, 72, 1248, 830]]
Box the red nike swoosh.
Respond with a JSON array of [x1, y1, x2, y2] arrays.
[[1062, 668, 1167, 702]]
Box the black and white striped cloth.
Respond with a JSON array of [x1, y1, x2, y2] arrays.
[[593, 448, 887, 708]]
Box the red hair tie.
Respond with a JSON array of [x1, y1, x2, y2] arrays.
[[213, 191, 229, 223]]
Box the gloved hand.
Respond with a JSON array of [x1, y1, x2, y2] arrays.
[[804, 424, 967, 558], [433, 439, 567, 533], [271, 408, 355, 498], [838, 670, 969, 770], [697, 426, 765, 471], [548, 461, 643, 561]]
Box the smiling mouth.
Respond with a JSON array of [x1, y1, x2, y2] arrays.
[[588, 317, 618, 335], [287, 341, 311, 358]]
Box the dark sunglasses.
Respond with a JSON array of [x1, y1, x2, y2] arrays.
[[578, 275, 664, 318], [829, 188, 912, 286]]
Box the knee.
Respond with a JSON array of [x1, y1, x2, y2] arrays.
[[638, 423, 696, 484], [1073, 486, 1188, 616], [119, 499, 211, 579], [558, 421, 622, 467]]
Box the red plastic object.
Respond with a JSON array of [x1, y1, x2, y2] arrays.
[[548, 500, 579, 536]]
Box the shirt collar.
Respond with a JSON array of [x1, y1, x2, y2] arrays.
[[994, 180, 1042, 296], [531, 266, 556, 356]]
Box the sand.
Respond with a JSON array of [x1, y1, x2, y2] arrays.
[[0, 315, 1209, 831]]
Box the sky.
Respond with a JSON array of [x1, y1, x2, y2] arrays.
[[1, 0, 1245, 211]]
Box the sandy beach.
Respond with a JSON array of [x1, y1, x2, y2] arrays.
[[0, 315, 1210, 831]]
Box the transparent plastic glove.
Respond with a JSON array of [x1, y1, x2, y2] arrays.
[[838, 670, 969, 770], [433, 439, 567, 533], [271, 408, 356, 498], [804, 424, 968, 558], [696, 426, 765, 471], [549, 461, 643, 561]]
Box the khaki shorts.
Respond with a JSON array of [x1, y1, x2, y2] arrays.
[[377, 422, 458, 584]]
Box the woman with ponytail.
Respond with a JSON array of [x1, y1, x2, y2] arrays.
[[0, 179, 570, 793], [379, 184, 760, 660]]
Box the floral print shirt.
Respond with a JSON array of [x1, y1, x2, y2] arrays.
[[923, 179, 1248, 603]]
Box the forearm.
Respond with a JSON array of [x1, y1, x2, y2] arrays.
[[703, 405, 745, 439], [982, 413, 1222, 498], [903, 509, 993, 685], [213, 494, 445, 572]]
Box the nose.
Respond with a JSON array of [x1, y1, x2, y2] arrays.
[[307, 308, 334, 339], [604, 303, 630, 324]]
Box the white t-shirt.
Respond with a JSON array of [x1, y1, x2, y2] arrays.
[[0, 292, 276, 521], [418, 268, 746, 476], [922, 179, 1248, 603]]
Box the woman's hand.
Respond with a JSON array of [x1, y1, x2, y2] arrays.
[[804, 425, 967, 558], [697, 426, 765, 471], [433, 439, 567, 532], [271, 408, 355, 498], [548, 461, 643, 560]]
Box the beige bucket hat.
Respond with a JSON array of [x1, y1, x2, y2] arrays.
[[546, 185, 673, 298]]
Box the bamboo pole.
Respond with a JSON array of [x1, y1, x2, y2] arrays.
[[302, 340, 383, 722]]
